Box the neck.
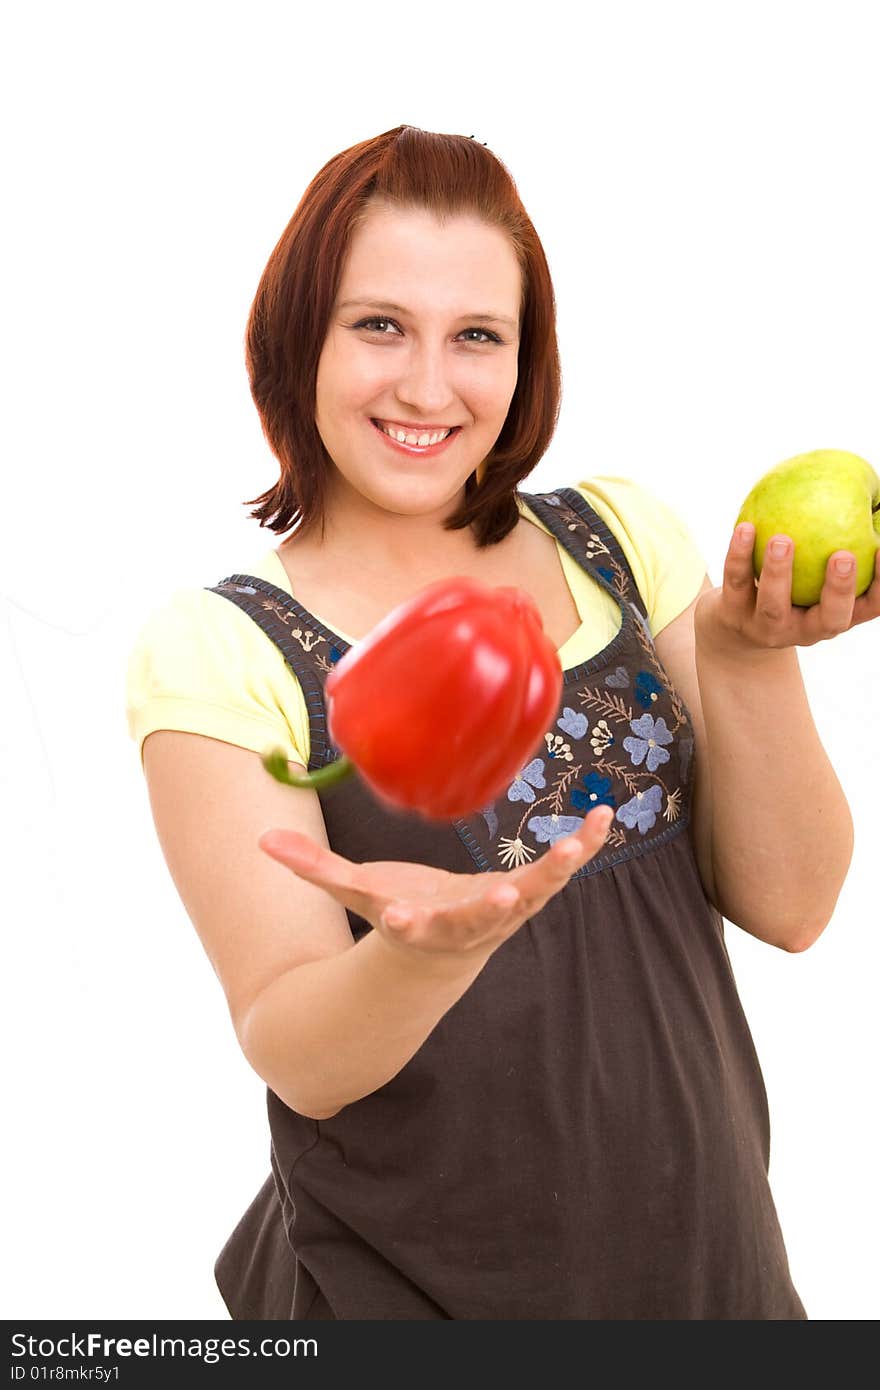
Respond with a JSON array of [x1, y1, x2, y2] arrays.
[[305, 478, 496, 577]]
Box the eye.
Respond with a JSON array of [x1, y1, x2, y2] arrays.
[[355, 316, 402, 336], [460, 326, 500, 344], [353, 317, 502, 344]]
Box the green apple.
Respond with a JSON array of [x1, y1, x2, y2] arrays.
[[736, 449, 880, 607]]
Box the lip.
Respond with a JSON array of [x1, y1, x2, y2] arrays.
[[373, 418, 460, 432], [370, 418, 462, 458]]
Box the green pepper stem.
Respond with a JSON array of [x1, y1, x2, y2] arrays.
[[261, 747, 356, 791]]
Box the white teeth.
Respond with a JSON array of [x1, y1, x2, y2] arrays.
[[377, 421, 453, 447]]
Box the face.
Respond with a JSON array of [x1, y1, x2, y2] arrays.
[[314, 201, 522, 524]]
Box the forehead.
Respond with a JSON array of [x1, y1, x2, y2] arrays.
[[338, 204, 521, 311]]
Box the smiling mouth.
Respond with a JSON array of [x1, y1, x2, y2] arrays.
[[371, 419, 460, 445], [369, 418, 463, 454]]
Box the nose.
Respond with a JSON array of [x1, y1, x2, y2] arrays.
[[395, 339, 458, 416]]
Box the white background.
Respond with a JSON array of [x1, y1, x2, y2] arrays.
[[2, 0, 877, 1322]]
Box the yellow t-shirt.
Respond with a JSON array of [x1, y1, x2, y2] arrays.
[[124, 476, 708, 773]]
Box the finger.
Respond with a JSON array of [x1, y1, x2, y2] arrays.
[[753, 533, 796, 633], [259, 828, 354, 880], [801, 550, 858, 641], [849, 547, 880, 629], [522, 806, 614, 895], [410, 809, 614, 943], [555, 805, 614, 857], [259, 828, 322, 869], [722, 522, 760, 616], [259, 829, 375, 915]]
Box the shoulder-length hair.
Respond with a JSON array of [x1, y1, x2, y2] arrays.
[[242, 124, 562, 548]]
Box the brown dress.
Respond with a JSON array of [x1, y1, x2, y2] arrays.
[[206, 487, 807, 1320]]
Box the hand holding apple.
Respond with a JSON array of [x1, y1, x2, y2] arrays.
[[735, 449, 880, 607], [695, 449, 880, 656]]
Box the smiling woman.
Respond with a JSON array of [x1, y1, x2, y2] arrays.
[[124, 122, 873, 1323], [297, 199, 526, 557], [241, 126, 561, 553]]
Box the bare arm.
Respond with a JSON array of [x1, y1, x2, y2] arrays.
[[247, 812, 612, 1117], [143, 730, 612, 1121], [656, 520, 878, 952], [655, 577, 853, 950], [239, 917, 492, 1119], [694, 632, 853, 950]]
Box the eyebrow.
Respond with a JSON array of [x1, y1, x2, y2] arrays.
[[338, 299, 519, 332]]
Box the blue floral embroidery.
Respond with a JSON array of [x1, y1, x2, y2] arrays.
[[558, 707, 589, 740], [616, 784, 664, 834], [634, 670, 663, 709], [527, 814, 585, 845], [623, 714, 673, 772], [507, 758, 547, 804], [605, 666, 629, 688], [571, 771, 616, 814]]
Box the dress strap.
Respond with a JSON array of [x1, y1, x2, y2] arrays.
[[521, 487, 651, 629], [205, 575, 345, 771]]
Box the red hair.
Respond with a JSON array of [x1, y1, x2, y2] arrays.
[[242, 124, 562, 548]]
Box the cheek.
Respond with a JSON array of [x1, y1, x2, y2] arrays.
[[447, 366, 511, 416], [338, 359, 395, 410], [476, 383, 518, 426], [476, 357, 518, 406], [316, 337, 381, 405], [317, 373, 374, 427]]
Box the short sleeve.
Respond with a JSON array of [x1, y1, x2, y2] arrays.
[[124, 587, 310, 773], [571, 476, 709, 636]]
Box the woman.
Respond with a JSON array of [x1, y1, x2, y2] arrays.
[[126, 125, 875, 1319]]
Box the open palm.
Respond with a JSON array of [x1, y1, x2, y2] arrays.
[[258, 805, 613, 958]]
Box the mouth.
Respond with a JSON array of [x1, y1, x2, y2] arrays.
[[370, 418, 462, 457]]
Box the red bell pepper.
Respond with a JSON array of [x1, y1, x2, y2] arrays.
[[262, 575, 563, 822]]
